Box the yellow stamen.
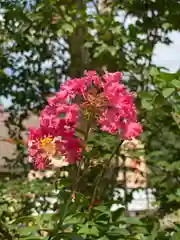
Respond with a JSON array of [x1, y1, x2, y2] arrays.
[[40, 137, 56, 155], [83, 109, 91, 120]]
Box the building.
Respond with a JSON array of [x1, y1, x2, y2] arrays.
[[0, 106, 39, 174]]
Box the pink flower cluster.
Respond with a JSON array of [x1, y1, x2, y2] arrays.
[[28, 71, 142, 169], [28, 103, 81, 169]]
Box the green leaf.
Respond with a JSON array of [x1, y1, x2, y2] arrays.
[[62, 23, 74, 33], [17, 226, 39, 237], [147, 223, 159, 240], [162, 22, 172, 30], [94, 205, 111, 218], [139, 91, 154, 99], [12, 216, 36, 224], [64, 213, 85, 225], [149, 67, 159, 77], [58, 203, 68, 223], [52, 232, 84, 240], [162, 88, 175, 98], [84, 41, 93, 48], [98, 236, 109, 240], [20, 238, 48, 240], [56, 178, 72, 190], [153, 94, 165, 107], [159, 72, 177, 81], [133, 226, 148, 234], [94, 205, 108, 212], [119, 217, 144, 226], [172, 79, 180, 88], [107, 227, 130, 236], [96, 220, 108, 225], [78, 223, 99, 237], [141, 98, 153, 110]]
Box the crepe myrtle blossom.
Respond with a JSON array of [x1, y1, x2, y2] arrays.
[[47, 70, 142, 140], [28, 70, 142, 169], [40, 103, 79, 130], [28, 105, 81, 169], [28, 127, 81, 169]]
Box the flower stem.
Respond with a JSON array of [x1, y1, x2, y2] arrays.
[[74, 113, 93, 192], [89, 141, 122, 211]]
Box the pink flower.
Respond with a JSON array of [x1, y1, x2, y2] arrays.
[[28, 125, 81, 169], [48, 90, 68, 105], [56, 103, 79, 126], [60, 78, 88, 99], [84, 70, 97, 77], [53, 70, 142, 140], [28, 70, 142, 170], [28, 102, 81, 170], [103, 72, 122, 83], [40, 103, 79, 131], [98, 108, 122, 134], [84, 70, 101, 86], [55, 71, 101, 101], [121, 122, 142, 140], [59, 136, 82, 164], [96, 74, 139, 136], [33, 155, 49, 170], [40, 104, 60, 128], [28, 98, 82, 169]]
